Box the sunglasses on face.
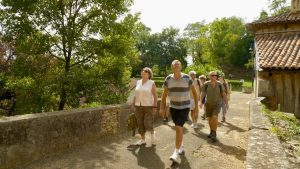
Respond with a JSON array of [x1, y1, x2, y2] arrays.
[[210, 75, 217, 77]]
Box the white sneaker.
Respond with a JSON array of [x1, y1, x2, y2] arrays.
[[193, 123, 199, 129], [191, 123, 195, 128], [178, 145, 185, 155], [169, 151, 179, 163], [135, 139, 146, 146], [150, 133, 155, 145]]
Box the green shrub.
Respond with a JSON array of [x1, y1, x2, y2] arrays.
[[228, 80, 243, 86], [184, 64, 222, 77], [228, 80, 243, 91], [152, 77, 165, 81]]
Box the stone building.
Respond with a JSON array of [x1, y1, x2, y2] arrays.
[[247, 0, 300, 118]]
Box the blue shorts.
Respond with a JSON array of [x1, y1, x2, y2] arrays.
[[170, 107, 190, 127]]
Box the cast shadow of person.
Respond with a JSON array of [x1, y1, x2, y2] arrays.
[[218, 121, 247, 134], [127, 144, 165, 169], [165, 123, 190, 134], [168, 155, 192, 169], [192, 129, 246, 161]]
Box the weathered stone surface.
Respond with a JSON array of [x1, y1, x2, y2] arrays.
[[247, 98, 290, 169], [0, 105, 129, 169]]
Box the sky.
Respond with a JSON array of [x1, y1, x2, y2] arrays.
[[130, 0, 286, 33]]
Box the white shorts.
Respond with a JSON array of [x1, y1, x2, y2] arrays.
[[166, 96, 170, 105], [190, 99, 195, 110]]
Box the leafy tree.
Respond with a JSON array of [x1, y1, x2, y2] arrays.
[[135, 27, 187, 76], [183, 21, 206, 64], [207, 17, 251, 67], [259, 10, 269, 19], [268, 0, 290, 15], [0, 0, 137, 111]]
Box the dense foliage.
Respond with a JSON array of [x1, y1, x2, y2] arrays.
[[0, 0, 138, 115], [0, 0, 290, 116]]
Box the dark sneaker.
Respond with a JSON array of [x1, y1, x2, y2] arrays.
[[201, 115, 206, 120], [221, 116, 226, 122], [207, 133, 212, 138], [207, 131, 213, 138], [211, 132, 217, 143]]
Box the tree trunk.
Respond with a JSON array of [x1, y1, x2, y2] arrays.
[[58, 59, 70, 110]]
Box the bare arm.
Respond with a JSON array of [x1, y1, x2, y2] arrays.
[[152, 83, 158, 107], [222, 92, 229, 109], [131, 96, 136, 111], [159, 88, 169, 117], [190, 85, 199, 112], [199, 91, 206, 109]]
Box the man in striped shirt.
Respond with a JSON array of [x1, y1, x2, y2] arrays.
[[160, 60, 199, 164]]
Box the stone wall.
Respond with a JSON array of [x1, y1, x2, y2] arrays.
[[0, 104, 132, 169], [247, 98, 290, 169]]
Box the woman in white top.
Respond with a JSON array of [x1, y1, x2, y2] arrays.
[[131, 67, 158, 145]]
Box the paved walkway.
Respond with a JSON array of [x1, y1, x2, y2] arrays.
[[25, 92, 252, 169]]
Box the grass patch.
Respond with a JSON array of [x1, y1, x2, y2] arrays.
[[242, 80, 253, 88], [152, 77, 165, 81], [262, 105, 300, 158], [80, 102, 102, 108], [228, 79, 253, 92]]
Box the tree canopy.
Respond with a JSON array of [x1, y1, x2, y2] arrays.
[[0, 0, 139, 114]]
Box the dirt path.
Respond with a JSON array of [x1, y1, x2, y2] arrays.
[[24, 92, 253, 169]]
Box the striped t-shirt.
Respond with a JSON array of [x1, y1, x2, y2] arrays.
[[163, 73, 193, 109]]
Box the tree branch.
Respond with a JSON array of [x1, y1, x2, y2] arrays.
[[71, 54, 94, 67], [48, 50, 65, 62]]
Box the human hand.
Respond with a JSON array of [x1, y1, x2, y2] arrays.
[[199, 103, 203, 109], [159, 109, 165, 117], [226, 104, 229, 110], [130, 104, 136, 112], [152, 107, 157, 115]]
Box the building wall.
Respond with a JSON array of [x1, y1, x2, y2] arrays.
[[256, 71, 300, 118]]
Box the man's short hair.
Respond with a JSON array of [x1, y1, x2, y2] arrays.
[[189, 71, 196, 75]]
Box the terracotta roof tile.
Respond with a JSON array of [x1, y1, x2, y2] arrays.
[[251, 12, 300, 25], [255, 32, 300, 69]]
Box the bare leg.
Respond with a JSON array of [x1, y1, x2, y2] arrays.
[[211, 115, 218, 131], [175, 125, 183, 149], [166, 104, 170, 118], [191, 109, 195, 123]]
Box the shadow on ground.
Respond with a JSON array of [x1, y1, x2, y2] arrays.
[[127, 144, 165, 169]]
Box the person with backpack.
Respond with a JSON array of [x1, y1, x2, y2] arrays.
[[199, 75, 207, 120], [199, 71, 229, 142], [188, 71, 201, 128], [160, 60, 199, 164], [218, 74, 230, 122]]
